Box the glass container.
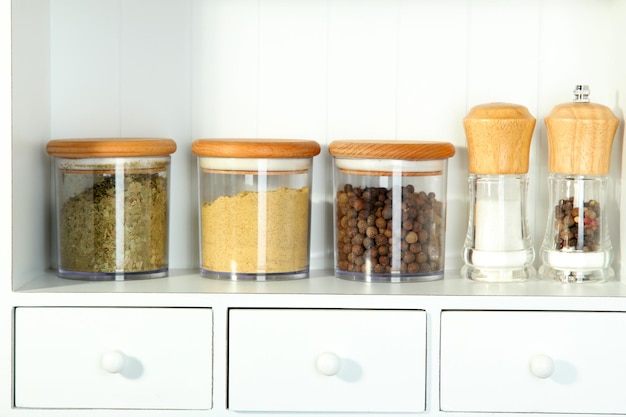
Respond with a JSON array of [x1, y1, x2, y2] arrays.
[[46, 138, 177, 280], [539, 85, 619, 282], [461, 103, 536, 282], [192, 138, 321, 281], [329, 140, 455, 282]]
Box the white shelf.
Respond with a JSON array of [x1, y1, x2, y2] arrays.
[[15, 269, 626, 299]]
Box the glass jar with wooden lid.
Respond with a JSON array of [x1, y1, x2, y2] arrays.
[[329, 140, 455, 282], [192, 138, 321, 281], [46, 138, 177, 280]]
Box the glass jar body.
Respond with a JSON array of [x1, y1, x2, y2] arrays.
[[197, 157, 313, 280], [461, 174, 535, 282], [539, 174, 613, 282], [53, 156, 171, 280], [332, 158, 449, 282]]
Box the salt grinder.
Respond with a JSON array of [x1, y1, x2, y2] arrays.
[[461, 103, 536, 282], [539, 85, 619, 282]]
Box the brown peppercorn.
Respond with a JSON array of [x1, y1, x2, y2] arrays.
[[407, 262, 420, 274], [352, 233, 365, 245], [351, 244, 364, 256], [353, 197, 365, 212], [403, 251, 416, 263], [366, 226, 378, 238], [375, 234, 388, 247], [381, 205, 393, 220], [366, 247, 378, 259], [405, 231, 418, 244], [409, 243, 421, 254]]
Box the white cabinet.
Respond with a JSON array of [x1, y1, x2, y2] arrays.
[[440, 310, 626, 414], [228, 308, 426, 412], [14, 307, 213, 410], [3, 0, 626, 416]]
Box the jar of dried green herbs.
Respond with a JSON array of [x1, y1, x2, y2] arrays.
[[46, 138, 177, 280]]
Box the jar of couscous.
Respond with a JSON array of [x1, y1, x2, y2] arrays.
[[192, 138, 321, 281]]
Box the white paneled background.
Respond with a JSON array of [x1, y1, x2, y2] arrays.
[[12, 0, 625, 283]]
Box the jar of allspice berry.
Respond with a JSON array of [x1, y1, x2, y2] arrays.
[[46, 138, 177, 280], [329, 140, 455, 282], [192, 138, 321, 281]]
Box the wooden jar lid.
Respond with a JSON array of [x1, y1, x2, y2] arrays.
[[328, 140, 455, 160], [46, 138, 177, 158], [463, 103, 536, 175], [192, 138, 321, 158], [545, 101, 618, 175]]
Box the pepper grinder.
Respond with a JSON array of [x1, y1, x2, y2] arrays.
[[461, 103, 536, 282], [539, 85, 619, 283]]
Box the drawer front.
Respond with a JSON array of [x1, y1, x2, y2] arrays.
[[440, 310, 626, 414], [228, 308, 426, 412], [14, 307, 212, 409]]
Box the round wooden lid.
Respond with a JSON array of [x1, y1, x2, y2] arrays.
[[46, 138, 177, 158], [463, 103, 536, 174], [192, 138, 321, 158], [545, 102, 618, 175], [328, 140, 455, 160]]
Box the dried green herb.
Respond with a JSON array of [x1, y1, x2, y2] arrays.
[[59, 172, 168, 274]]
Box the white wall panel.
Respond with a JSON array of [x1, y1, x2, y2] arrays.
[[257, 0, 327, 140], [50, 0, 121, 137], [192, 0, 259, 139], [12, 0, 51, 282], [327, 0, 398, 139]]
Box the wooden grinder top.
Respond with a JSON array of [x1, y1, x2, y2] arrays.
[[545, 90, 618, 175], [463, 103, 536, 175]]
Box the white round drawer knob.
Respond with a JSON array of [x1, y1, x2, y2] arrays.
[[530, 354, 554, 378], [316, 352, 342, 376], [101, 350, 126, 374]]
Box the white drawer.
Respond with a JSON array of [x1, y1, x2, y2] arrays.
[[440, 310, 626, 414], [14, 307, 212, 409], [228, 308, 426, 412]]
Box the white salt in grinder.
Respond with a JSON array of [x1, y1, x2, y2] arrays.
[[539, 85, 619, 283], [461, 103, 536, 282]]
